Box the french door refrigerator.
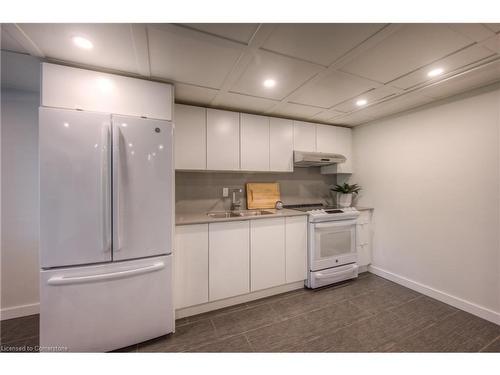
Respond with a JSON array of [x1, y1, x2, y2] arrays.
[[39, 107, 174, 352]]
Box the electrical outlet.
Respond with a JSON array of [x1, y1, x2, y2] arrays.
[[222, 187, 229, 198]]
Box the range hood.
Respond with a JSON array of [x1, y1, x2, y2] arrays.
[[294, 151, 346, 167]]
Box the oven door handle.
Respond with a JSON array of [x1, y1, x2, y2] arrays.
[[314, 220, 357, 229]]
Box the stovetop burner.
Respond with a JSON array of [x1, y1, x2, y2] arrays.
[[284, 203, 360, 222], [283, 203, 336, 212]]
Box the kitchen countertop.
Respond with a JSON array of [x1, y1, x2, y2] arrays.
[[175, 206, 373, 225], [355, 206, 374, 212], [175, 208, 308, 226]]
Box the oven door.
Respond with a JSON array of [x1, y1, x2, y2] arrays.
[[309, 219, 357, 271]]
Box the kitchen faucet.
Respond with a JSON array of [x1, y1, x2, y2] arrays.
[[229, 188, 243, 211]]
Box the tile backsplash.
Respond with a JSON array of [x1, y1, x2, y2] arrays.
[[176, 168, 337, 213]]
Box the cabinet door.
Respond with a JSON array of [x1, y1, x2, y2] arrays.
[[207, 109, 240, 170], [209, 221, 250, 300], [174, 224, 209, 309], [356, 211, 371, 267], [293, 121, 316, 152], [285, 216, 308, 283], [317, 125, 352, 173], [240, 113, 270, 171], [250, 218, 286, 291], [270, 118, 293, 172], [316, 124, 337, 153], [42, 63, 172, 120], [174, 104, 206, 170]]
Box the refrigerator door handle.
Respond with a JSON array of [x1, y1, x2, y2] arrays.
[[100, 122, 111, 253], [47, 261, 165, 286], [113, 124, 122, 252]]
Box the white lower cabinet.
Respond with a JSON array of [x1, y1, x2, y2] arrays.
[[175, 215, 308, 310], [285, 216, 308, 283], [356, 211, 372, 267], [174, 224, 209, 309], [250, 218, 286, 292], [209, 221, 250, 301]]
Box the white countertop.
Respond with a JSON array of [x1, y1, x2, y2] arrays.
[[175, 206, 373, 225]]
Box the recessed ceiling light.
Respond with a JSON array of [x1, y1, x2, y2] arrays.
[[72, 36, 93, 50], [427, 68, 444, 77], [263, 79, 276, 88], [356, 99, 367, 107]]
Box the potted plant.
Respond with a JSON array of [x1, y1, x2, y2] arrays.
[[330, 183, 362, 208]]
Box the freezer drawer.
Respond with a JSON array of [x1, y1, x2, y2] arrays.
[[40, 255, 173, 352]]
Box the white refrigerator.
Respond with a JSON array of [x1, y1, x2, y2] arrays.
[[39, 107, 174, 352]]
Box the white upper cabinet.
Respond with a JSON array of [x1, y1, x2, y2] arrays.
[[172, 104, 352, 173], [240, 113, 270, 171], [317, 125, 353, 174], [41, 63, 173, 120], [293, 121, 316, 152], [250, 218, 286, 292], [206, 108, 240, 170], [174, 104, 206, 170], [270, 118, 294, 172]]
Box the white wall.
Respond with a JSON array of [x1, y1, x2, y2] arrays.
[[1, 88, 40, 319], [353, 87, 500, 324]]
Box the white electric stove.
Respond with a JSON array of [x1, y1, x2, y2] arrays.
[[285, 203, 360, 288]]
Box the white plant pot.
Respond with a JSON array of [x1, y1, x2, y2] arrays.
[[337, 193, 353, 208]]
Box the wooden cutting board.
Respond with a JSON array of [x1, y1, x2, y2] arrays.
[[246, 183, 281, 209]]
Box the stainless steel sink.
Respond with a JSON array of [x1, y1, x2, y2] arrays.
[[207, 210, 274, 218], [206, 212, 241, 219], [237, 210, 274, 216]]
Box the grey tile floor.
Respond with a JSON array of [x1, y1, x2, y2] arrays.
[[1, 273, 499, 352]]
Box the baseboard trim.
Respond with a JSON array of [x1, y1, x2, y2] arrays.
[[1, 303, 40, 321], [369, 265, 500, 326], [175, 281, 305, 319], [358, 265, 369, 273]]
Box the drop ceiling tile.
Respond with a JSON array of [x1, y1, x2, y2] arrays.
[[1, 26, 28, 53], [262, 24, 386, 66], [180, 24, 259, 44], [215, 92, 279, 112], [1, 51, 40, 92], [332, 85, 401, 112], [310, 109, 346, 122], [292, 70, 379, 108], [148, 25, 243, 89], [390, 45, 496, 90], [230, 50, 323, 100], [18, 24, 142, 74], [174, 83, 218, 105], [482, 34, 500, 54], [271, 102, 324, 120], [354, 92, 436, 120], [340, 24, 473, 83], [334, 111, 376, 126], [418, 60, 500, 99], [447, 24, 495, 42]]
